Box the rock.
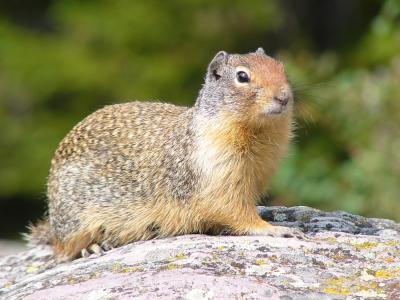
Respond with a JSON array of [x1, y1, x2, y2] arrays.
[[0, 206, 399, 299], [256, 206, 400, 236], [0, 240, 26, 257]]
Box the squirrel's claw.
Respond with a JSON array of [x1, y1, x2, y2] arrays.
[[80, 248, 90, 258], [80, 243, 104, 258], [100, 241, 115, 251]]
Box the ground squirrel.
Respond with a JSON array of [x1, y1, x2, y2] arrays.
[[28, 48, 303, 261]]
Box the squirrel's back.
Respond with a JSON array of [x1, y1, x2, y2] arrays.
[[52, 101, 189, 165]]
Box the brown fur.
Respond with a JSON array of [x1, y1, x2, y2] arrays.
[[25, 218, 53, 246]]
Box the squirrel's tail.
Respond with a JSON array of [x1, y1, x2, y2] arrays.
[[24, 218, 54, 247]]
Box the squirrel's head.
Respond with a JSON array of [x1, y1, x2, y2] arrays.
[[196, 48, 292, 124]]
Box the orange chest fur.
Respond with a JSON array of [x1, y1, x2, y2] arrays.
[[193, 115, 292, 200]]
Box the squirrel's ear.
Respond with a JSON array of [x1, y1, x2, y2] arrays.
[[256, 47, 266, 55], [207, 51, 228, 81]]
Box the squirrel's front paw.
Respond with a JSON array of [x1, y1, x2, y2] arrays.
[[250, 225, 306, 240]]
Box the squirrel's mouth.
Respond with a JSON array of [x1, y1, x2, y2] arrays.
[[263, 101, 289, 116]]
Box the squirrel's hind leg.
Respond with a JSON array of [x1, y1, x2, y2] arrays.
[[80, 239, 117, 258], [52, 227, 105, 261]]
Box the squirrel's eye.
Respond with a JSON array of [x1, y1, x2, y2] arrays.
[[236, 71, 250, 83]]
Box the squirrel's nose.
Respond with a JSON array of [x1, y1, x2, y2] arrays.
[[273, 89, 290, 106], [273, 95, 289, 106]]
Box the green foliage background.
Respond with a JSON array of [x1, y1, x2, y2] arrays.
[[0, 0, 399, 238]]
